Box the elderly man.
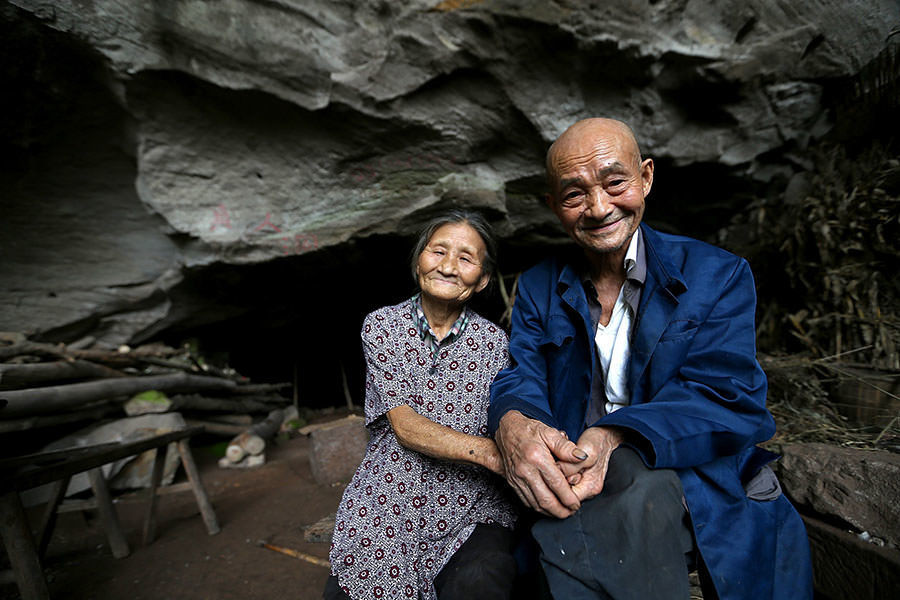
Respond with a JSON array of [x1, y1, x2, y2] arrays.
[[489, 118, 812, 600]]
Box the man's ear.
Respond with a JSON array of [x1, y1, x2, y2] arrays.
[[544, 193, 555, 210], [640, 158, 654, 197]]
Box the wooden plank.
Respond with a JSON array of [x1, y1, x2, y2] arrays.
[[87, 468, 130, 559], [0, 426, 203, 493], [176, 439, 220, 535], [0, 442, 121, 471], [0, 491, 50, 600]]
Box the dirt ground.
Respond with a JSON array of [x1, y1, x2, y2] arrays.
[[2, 432, 345, 600]]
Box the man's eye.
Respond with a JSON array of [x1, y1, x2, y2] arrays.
[[460, 256, 472, 263], [608, 179, 626, 187]]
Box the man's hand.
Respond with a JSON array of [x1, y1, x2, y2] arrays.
[[494, 411, 588, 518], [556, 426, 625, 502]]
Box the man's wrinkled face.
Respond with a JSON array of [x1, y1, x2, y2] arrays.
[[546, 121, 653, 257]]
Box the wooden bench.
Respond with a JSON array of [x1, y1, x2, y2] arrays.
[[0, 426, 219, 600]]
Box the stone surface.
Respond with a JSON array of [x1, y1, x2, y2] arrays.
[[802, 515, 900, 600], [777, 443, 900, 547], [304, 512, 336, 544], [308, 415, 368, 485], [1, 0, 897, 348]]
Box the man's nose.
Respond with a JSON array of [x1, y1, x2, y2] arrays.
[[584, 188, 613, 218]]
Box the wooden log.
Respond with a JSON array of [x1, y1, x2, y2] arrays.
[[35, 476, 70, 558], [225, 432, 266, 463], [0, 404, 120, 433], [169, 394, 287, 414], [0, 372, 238, 418], [208, 414, 253, 425], [142, 447, 166, 546], [227, 382, 291, 395], [176, 439, 220, 535], [184, 418, 247, 437], [0, 360, 126, 390], [249, 408, 285, 439], [0, 491, 50, 600], [225, 409, 284, 463], [0, 341, 179, 364], [87, 468, 130, 559]]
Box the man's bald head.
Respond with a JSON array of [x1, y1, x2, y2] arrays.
[[546, 118, 643, 189]]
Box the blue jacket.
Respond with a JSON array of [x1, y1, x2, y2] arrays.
[[489, 224, 812, 600]]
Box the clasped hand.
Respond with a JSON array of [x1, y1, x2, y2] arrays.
[[494, 411, 624, 518]]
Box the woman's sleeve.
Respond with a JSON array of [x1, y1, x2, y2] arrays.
[[360, 312, 416, 425]]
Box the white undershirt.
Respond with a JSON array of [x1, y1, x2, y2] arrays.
[[594, 234, 639, 414]]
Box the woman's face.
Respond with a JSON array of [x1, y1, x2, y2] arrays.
[[416, 222, 490, 307]]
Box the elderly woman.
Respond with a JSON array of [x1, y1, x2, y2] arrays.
[[324, 210, 518, 600]]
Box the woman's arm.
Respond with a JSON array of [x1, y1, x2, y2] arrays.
[[387, 405, 504, 476]]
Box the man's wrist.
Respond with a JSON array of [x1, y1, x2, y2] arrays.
[[498, 410, 525, 430]]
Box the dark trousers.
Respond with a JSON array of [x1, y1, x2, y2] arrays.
[[530, 447, 697, 600], [323, 523, 516, 600]]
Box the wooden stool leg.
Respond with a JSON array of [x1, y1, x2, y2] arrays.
[[0, 491, 50, 600], [176, 439, 220, 535], [142, 447, 166, 545], [36, 475, 71, 558], [87, 468, 130, 559]]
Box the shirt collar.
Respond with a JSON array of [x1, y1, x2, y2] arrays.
[[580, 228, 646, 314], [624, 227, 646, 284], [579, 228, 646, 285], [411, 294, 470, 355]]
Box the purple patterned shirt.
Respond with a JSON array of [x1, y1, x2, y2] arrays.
[[329, 298, 517, 599]]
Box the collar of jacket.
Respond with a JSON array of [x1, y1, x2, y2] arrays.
[[553, 223, 689, 402], [554, 223, 687, 306]]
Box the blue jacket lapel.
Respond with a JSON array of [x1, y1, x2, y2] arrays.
[[628, 225, 688, 398], [556, 261, 594, 338]]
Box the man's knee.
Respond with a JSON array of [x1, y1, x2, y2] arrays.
[[532, 447, 691, 557], [591, 447, 684, 516]]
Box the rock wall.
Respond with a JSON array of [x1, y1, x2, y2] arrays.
[[2, 0, 898, 354]]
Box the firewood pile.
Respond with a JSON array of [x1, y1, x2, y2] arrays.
[[0, 332, 293, 464], [718, 135, 900, 454]]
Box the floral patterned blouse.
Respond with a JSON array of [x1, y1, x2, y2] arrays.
[[329, 298, 517, 599]]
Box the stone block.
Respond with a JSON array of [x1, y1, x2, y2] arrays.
[[308, 415, 368, 486], [777, 443, 900, 546]]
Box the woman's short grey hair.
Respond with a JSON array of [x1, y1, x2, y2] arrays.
[[410, 210, 498, 291]]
